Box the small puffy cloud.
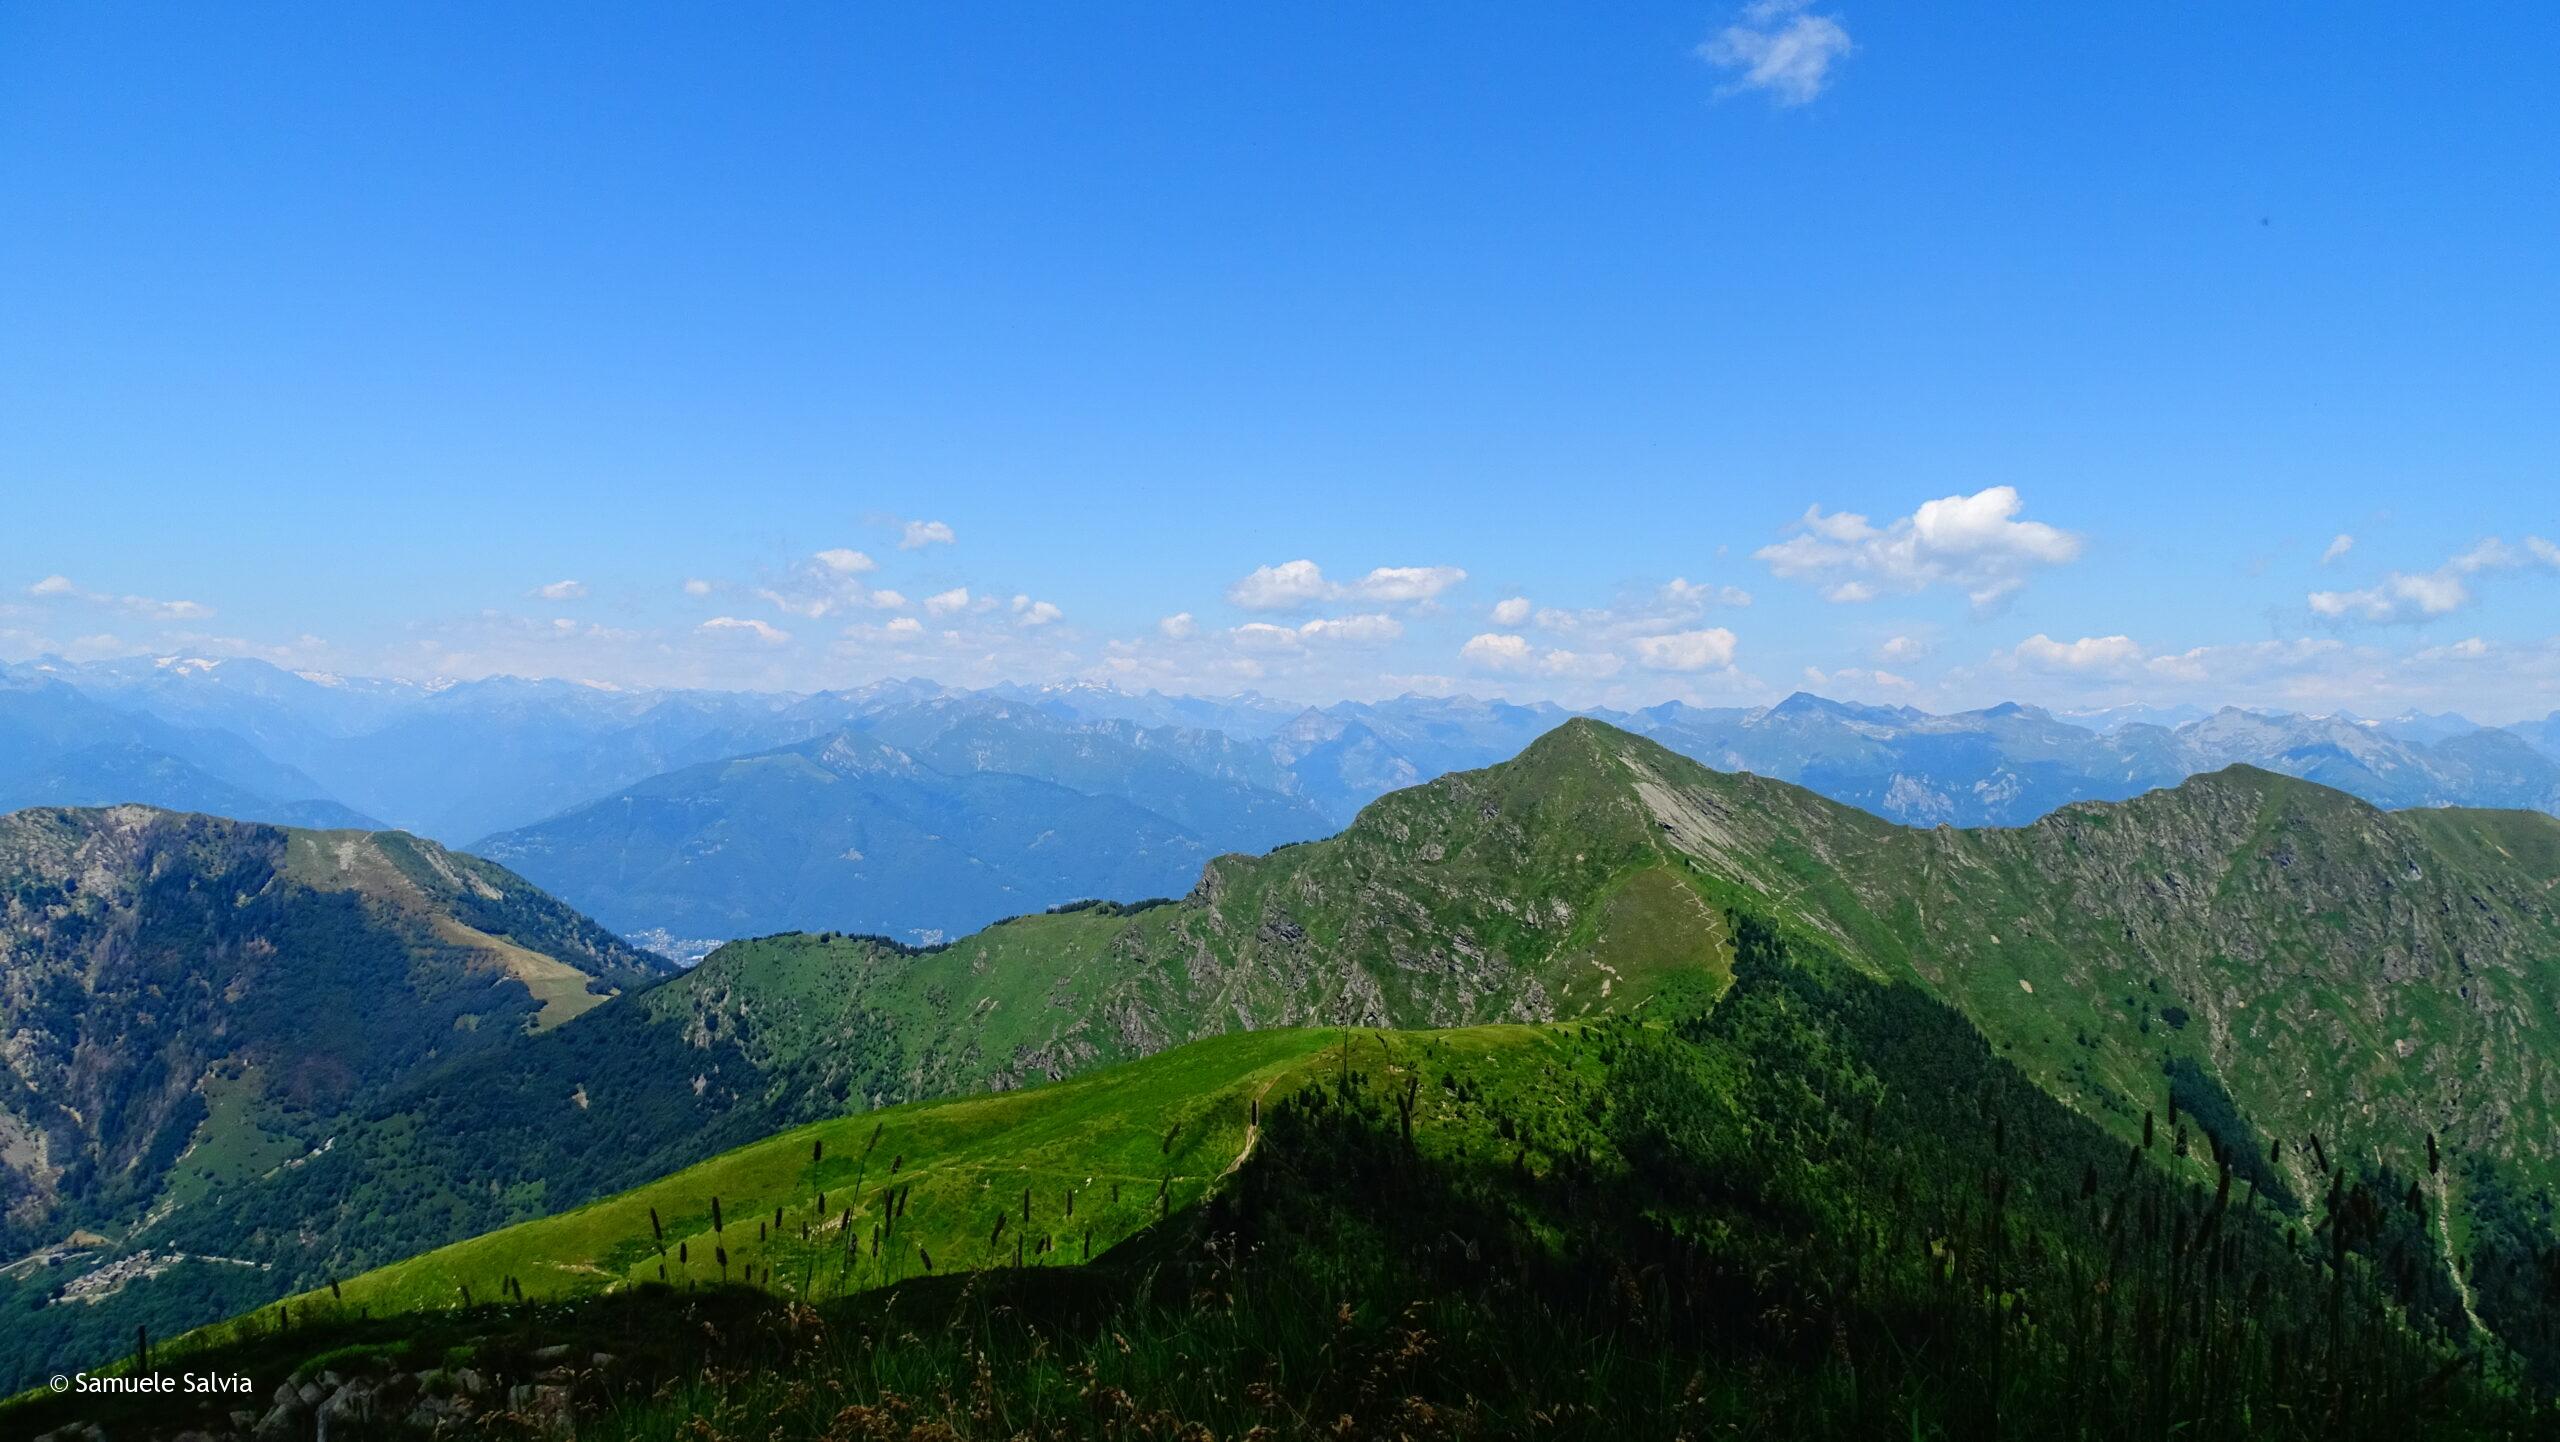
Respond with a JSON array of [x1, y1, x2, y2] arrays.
[[882, 616, 924, 636], [698, 616, 790, 645], [1809, 666, 1914, 692], [1878, 634, 1928, 661], [1296, 613, 1403, 645], [1158, 611, 1197, 639], [531, 580, 587, 601], [1698, 0, 1853, 107], [1491, 596, 1532, 626], [1460, 632, 1535, 670], [2307, 535, 2557, 624], [1632, 628, 1739, 672], [682, 578, 714, 597], [1757, 486, 2084, 609], [1351, 565, 1466, 604], [1230, 621, 1306, 653], [24, 574, 214, 621], [2310, 573, 2466, 622], [1226, 560, 1467, 610], [757, 588, 831, 619], [898, 520, 956, 550], [1541, 649, 1624, 680], [1461, 632, 1622, 678], [924, 587, 974, 617], [1227, 559, 1334, 611], [2321, 534, 2355, 565], [1656, 577, 1753, 609], [1012, 595, 1063, 627], [2008, 633, 2146, 673], [1228, 613, 1403, 652], [758, 551, 906, 619]]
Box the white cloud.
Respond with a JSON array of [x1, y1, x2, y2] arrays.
[[1522, 577, 1752, 645], [1226, 613, 1404, 653], [1491, 596, 1532, 626], [1230, 621, 1306, 653], [698, 616, 790, 645], [1460, 632, 1535, 669], [24, 574, 214, 621], [1632, 628, 1739, 672], [1808, 666, 1914, 693], [1878, 634, 1928, 661], [1295, 613, 1403, 645], [2306, 534, 2557, 624], [1757, 486, 2084, 609], [882, 616, 924, 636], [2321, 534, 2354, 565], [2309, 574, 2467, 622], [924, 587, 973, 617], [1158, 611, 1197, 639], [1698, 0, 1853, 107], [1541, 649, 1624, 680], [1012, 595, 1063, 627], [757, 550, 911, 619], [2008, 633, 2146, 673], [1227, 559, 1335, 610], [1460, 631, 1623, 678], [757, 588, 831, 619], [531, 580, 587, 601], [898, 520, 956, 550], [1656, 577, 1753, 609], [1350, 565, 1467, 604], [1225, 560, 1468, 610], [682, 578, 714, 597]]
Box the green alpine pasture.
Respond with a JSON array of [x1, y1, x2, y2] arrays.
[[189, 1025, 1582, 1337]]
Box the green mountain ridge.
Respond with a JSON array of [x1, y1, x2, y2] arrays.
[[23, 917, 2549, 1439], [15, 720, 2560, 1399]]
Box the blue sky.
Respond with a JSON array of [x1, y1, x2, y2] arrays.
[[2, 3, 2554, 718]]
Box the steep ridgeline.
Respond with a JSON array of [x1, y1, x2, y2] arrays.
[[0, 806, 666, 1262], [118, 722, 2560, 1378]]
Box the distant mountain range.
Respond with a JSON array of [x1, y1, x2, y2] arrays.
[[4, 655, 2557, 947], [475, 730, 1247, 941]]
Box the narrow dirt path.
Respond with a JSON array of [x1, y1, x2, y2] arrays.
[[1219, 1078, 1281, 1182]]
